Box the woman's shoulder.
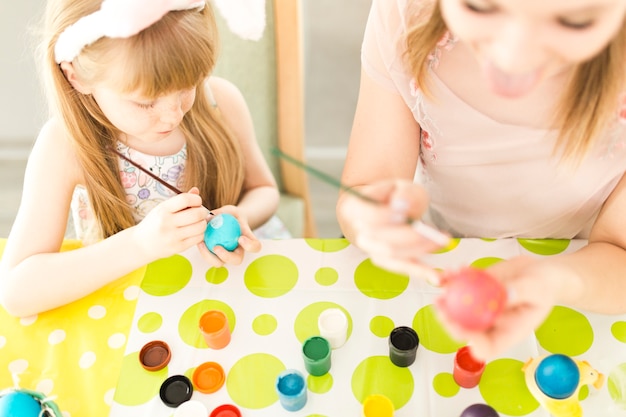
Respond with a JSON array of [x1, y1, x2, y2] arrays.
[[368, 0, 436, 32]]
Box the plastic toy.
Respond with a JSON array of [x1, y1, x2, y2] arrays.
[[438, 267, 507, 331], [204, 213, 241, 253], [522, 354, 604, 417], [0, 388, 63, 417]]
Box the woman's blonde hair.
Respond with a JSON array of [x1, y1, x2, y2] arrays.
[[405, 2, 626, 162], [41, 0, 244, 238]]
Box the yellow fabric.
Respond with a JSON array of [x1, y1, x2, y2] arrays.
[[0, 238, 145, 416]]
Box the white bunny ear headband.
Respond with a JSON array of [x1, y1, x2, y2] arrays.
[[54, 0, 205, 63], [212, 0, 266, 41]]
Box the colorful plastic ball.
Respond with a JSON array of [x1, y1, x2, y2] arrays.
[[438, 267, 507, 331], [534, 354, 580, 399], [460, 403, 499, 417], [0, 391, 42, 417], [204, 213, 241, 253]]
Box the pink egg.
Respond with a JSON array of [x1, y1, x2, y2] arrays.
[[438, 267, 507, 331]]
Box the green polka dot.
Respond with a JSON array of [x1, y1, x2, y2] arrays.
[[370, 316, 395, 338], [608, 363, 626, 409], [294, 302, 353, 344], [141, 255, 192, 296], [308, 373, 333, 394], [470, 257, 503, 269], [412, 305, 464, 354], [611, 321, 626, 343], [352, 356, 414, 410], [253, 314, 277, 336], [354, 259, 409, 299], [518, 239, 570, 255], [535, 306, 593, 356], [479, 358, 538, 416], [434, 238, 460, 253], [226, 353, 285, 409], [113, 351, 167, 405], [578, 384, 589, 401], [315, 267, 339, 286], [178, 300, 235, 348], [137, 312, 163, 333], [206, 267, 229, 284], [305, 238, 350, 252], [244, 255, 298, 298], [432, 372, 460, 397]]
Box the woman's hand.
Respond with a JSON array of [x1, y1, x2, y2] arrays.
[[436, 256, 574, 361], [196, 204, 262, 267], [132, 187, 209, 261], [338, 179, 449, 282]]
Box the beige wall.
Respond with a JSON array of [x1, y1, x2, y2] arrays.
[[0, 1, 46, 148], [303, 0, 371, 160]]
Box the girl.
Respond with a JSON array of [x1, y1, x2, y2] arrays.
[[337, 0, 626, 359], [0, 0, 280, 317]]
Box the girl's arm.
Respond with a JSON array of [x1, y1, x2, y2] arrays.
[[208, 76, 279, 229], [0, 120, 208, 317]]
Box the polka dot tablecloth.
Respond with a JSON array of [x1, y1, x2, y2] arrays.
[[109, 238, 626, 417], [0, 239, 145, 417]]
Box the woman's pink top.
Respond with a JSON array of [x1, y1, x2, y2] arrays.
[[361, 0, 626, 238]]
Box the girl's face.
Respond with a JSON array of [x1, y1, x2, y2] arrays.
[[91, 86, 196, 144], [439, 0, 626, 96]]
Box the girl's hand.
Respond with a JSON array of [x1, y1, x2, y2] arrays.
[[339, 179, 448, 283], [133, 187, 208, 260], [196, 204, 262, 267], [436, 256, 566, 361]]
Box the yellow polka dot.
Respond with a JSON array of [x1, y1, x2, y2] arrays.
[[107, 333, 126, 349], [79, 351, 96, 369], [88, 305, 106, 319], [36, 378, 54, 395], [124, 285, 141, 300], [48, 329, 66, 345], [20, 315, 37, 326], [9, 358, 28, 374], [104, 388, 115, 406]]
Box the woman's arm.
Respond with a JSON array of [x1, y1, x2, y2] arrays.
[[548, 169, 626, 313], [0, 120, 208, 317], [336, 69, 447, 279], [445, 171, 626, 360], [208, 76, 279, 230]]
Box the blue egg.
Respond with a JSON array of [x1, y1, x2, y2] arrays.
[[460, 403, 499, 417], [0, 391, 42, 417], [204, 213, 241, 253], [535, 354, 580, 399]]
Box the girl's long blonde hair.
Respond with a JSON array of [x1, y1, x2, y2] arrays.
[[42, 0, 244, 238], [405, 2, 626, 162]]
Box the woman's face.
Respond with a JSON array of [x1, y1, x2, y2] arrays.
[[439, 0, 626, 96]]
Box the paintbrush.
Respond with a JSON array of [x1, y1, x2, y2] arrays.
[[109, 146, 215, 215], [272, 147, 449, 246]]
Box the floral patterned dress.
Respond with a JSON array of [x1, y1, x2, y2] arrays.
[[70, 142, 290, 244]]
